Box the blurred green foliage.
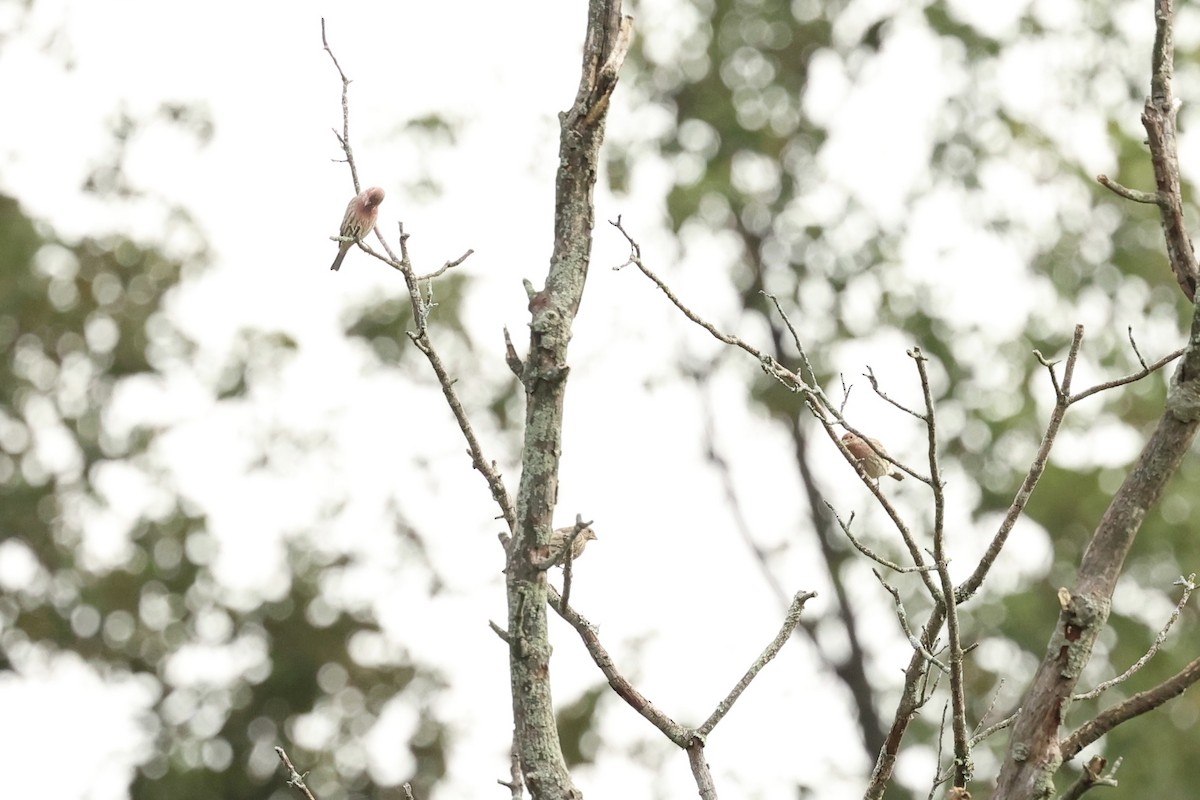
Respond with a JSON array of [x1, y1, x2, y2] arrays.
[[0, 177, 449, 798]]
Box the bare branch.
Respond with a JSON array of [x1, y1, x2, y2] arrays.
[[1074, 573, 1195, 701], [1061, 655, 1200, 760], [995, 397, 1200, 792], [385, 232, 515, 531], [416, 248, 474, 282], [828, 505, 939, 574], [969, 709, 1017, 749], [874, 570, 949, 674], [497, 734, 525, 800], [959, 326, 1084, 601], [547, 586, 690, 746], [1060, 755, 1121, 800], [612, 217, 772, 358], [1096, 174, 1158, 204], [557, 515, 594, 610], [320, 18, 360, 193], [864, 364, 926, 421], [503, 327, 525, 378], [865, 605, 947, 799], [1068, 345, 1184, 405], [697, 590, 815, 736], [275, 746, 319, 800]]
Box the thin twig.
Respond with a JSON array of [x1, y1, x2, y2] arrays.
[[864, 605, 948, 800], [697, 590, 815, 736], [959, 326, 1084, 600], [275, 746, 319, 800], [864, 365, 927, 421], [558, 515, 593, 610], [1096, 174, 1158, 204], [928, 701, 950, 799], [874, 570, 949, 674], [416, 249, 474, 282], [320, 18, 360, 193], [1068, 346, 1183, 405], [1073, 573, 1195, 700], [496, 734, 525, 799], [969, 709, 1018, 748], [910, 346, 969, 784], [503, 327, 525, 378], [828, 506, 938, 574]]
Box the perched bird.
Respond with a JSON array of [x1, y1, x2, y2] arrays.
[[841, 432, 903, 481], [546, 525, 597, 566], [330, 186, 385, 271]]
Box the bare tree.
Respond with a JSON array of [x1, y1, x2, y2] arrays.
[[288, 0, 1200, 798]]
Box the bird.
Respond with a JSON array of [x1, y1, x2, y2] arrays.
[[841, 431, 903, 481], [546, 525, 597, 566], [330, 186, 385, 271]]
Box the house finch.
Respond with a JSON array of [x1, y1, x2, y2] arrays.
[[546, 525, 597, 566], [841, 432, 903, 481], [330, 186, 385, 271]]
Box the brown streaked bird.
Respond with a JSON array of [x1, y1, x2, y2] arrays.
[[330, 186, 385, 271], [841, 431, 903, 481], [547, 525, 597, 566]]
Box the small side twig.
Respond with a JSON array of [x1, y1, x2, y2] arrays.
[[874, 570, 949, 674], [1096, 174, 1158, 204], [275, 746, 319, 800], [828, 506, 938, 574], [1074, 573, 1195, 701], [320, 18, 360, 192], [558, 515, 593, 610], [416, 248, 474, 282], [1068, 345, 1184, 405], [1060, 755, 1121, 800], [969, 709, 1018, 748], [864, 365, 926, 421], [497, 733, 525, 799], [503, 327, 525, 378]]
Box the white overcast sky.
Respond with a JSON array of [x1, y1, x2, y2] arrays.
[[0, 0, 1180, 798]]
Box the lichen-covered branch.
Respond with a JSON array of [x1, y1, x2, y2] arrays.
[[505, 3, 630, 798]]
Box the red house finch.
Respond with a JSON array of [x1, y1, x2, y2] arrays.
[[330, 186, 385, 271], [547, 525, 597, 566], [841, 432, 903, 481]]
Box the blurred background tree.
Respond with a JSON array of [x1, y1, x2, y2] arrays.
[[0, 104, 456, 797]]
